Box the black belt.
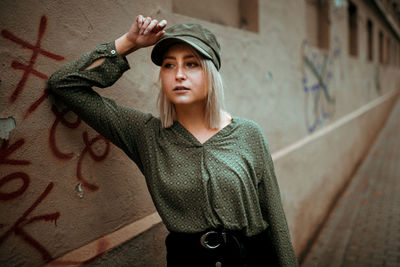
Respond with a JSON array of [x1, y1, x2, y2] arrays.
[[169, 229, 254, 250]]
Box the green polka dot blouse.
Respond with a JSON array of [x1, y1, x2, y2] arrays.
[[48, 42, 298, 266]]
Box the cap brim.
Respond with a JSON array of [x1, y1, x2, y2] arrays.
[[151, 36, 213, 66]]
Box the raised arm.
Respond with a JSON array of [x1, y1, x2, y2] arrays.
[[84, 15, 167, 69], [47, 15, 166, 163]]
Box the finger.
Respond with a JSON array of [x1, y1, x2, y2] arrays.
[[137, 15, 144, 29], [155, 30, 165, 38], [151, 20, 167, 34], [140, 17, 152, 34], [154, 20, 167, 32], [144, 19, 158, 35], [135, 15, 143, 31]]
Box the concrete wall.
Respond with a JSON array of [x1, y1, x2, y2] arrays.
[[1, 0, 399, 266]]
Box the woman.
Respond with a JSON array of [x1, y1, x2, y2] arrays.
[[48, 15, 298, 267]]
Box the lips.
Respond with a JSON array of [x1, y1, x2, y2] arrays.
[[173, 86, 190, 91]]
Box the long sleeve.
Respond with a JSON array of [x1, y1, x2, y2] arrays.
[[258, 142, 299, 267], [47, 41, 153, 169]]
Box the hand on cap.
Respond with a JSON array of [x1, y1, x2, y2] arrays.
[[116, 15, 167, 56]]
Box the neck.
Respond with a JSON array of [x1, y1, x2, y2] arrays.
[[175, 102, 209, 130]]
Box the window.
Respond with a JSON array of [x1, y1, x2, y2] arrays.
[[172, 0, 259, 32], [396, 43, 399, 67], [398, 44, 400, 67], [305, 0, 330, 49], [379, 31, 384, 63], [367, 19, 373, 61], [387, 37, 391, 65], [348, 1, 358, 56], [397, 43, 400, 67]]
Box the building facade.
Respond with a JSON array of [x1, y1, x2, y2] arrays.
[[0, 0, 399, 266]]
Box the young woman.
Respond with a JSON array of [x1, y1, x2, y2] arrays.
[[48, 15, 298, 267]]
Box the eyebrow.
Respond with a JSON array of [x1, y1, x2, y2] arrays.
[[163, 55, 196, 60]]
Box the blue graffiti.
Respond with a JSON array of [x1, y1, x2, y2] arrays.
[[301, 38, 341, 133]]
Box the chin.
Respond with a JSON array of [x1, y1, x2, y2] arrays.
[[168, 96, 193, 105]]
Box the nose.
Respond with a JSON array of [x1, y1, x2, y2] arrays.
[[175, 65, 186, 81]]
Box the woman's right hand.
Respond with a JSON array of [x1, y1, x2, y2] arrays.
[[116, 15, 167, 56]]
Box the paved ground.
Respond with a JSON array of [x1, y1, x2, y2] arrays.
[[302, 99, 400, 267]]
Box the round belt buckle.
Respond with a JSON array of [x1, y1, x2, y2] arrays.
[[200, 231, 226, 249]]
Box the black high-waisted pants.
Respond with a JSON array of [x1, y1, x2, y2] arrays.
[[165, 229, 280, 267]]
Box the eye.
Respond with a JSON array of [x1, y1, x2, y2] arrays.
[[186, 61, 199, 68], [162, 62, 174, 69]]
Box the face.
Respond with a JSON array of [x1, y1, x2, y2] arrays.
[[160, 43, 207, 107]]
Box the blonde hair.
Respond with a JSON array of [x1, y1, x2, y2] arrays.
[[157, 47, 225, 129]]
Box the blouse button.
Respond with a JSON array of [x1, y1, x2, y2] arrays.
[[111, 49, 116, 55]]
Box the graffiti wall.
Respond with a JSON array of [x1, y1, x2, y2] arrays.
[[0, 2, 160, 265], [1, 14, 64, 264], [1, 0, 400, 266]]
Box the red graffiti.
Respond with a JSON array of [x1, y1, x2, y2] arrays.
[[49, 238, 110, 265], [0, 139, 31, 165], [26, 88, 50, 118], [0, 172, 30, 200], [1, 138, 59, 262], [48, 105, 111, 191], [0, 139, 31, 200], [87, 238, 110, 262], [77, 132, 110, 191], [0, 182, 60, 262], [49, 105, 82, 160], [1, 15, 64, 118]]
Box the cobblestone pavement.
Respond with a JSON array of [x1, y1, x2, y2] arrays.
[[302, 99, 400, 267]]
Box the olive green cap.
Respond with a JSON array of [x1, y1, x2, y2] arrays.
[[151, 23, 221, 70]]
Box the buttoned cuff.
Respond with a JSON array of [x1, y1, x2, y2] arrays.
[[93, 41, 130, 71]]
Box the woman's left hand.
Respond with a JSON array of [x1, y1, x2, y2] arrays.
[[116, 15, 167, 56]]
